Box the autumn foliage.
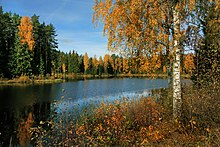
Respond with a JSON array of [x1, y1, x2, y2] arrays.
[[74, 98, 163, 145], [62, 63, 66, 73], [84, 52, 89, 74], [140, 54, 161, 74], [31, 87, 220, 146], [184, 53, 195, 74], [18, 16, 35, 51]]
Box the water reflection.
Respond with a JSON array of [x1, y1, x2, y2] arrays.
[[0, 78, 169, 146], [0, 101, 51, 146]]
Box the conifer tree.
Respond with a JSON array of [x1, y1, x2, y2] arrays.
[[10, 33, 32, 76]]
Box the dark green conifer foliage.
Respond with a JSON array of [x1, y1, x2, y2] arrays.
[[10, 33, 32, 76]]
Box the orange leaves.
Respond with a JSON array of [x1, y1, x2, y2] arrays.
[[93, 0, 198, 66], [18, 16, 35, 51], [62, 63, 66, 73], [104, 54, 110, 72], [75, 125, 86, 135], [188, 0, 196, 12], [71, 96, 165, 145], [103, 54, 114, 73], [140, 54, 161, 74], [92, 55, 99, 69], [184, 53, 195, 74], [122, 58, 129, 74], [163, 66, 167, 73], [84, 52, 89, 73], [214, 0, 219, 11], [93, 0, 156, 53]]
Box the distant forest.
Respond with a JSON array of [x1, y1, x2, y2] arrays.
[[0, 6, 195, 79]]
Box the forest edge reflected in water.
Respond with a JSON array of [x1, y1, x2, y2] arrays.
[[0, 78, 173, 146]]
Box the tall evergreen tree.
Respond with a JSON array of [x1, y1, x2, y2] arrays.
[[31, 15, 43, 75], [0, 8, 16, 77], [42, 24, 58, 75], [73, 52, 80, 74], [9, 33, 32, 76]]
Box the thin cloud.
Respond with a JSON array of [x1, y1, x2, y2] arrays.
[[2, 0, 108, 57], [45, 0, 84, 23], [58, 38, 74, 44]]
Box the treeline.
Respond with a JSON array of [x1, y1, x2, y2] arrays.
[[0, 6, 195, 79], [61, 51, 195, 76], [0, 7, 58, 78]]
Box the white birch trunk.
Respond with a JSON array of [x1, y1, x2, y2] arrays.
[[173, 5, 182, 119]]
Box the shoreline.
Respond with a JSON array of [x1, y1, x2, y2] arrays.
[[0, 73, 190, 86]]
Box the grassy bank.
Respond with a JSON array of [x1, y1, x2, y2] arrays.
[[0, 73, 190, 86], [0, 75, 64, 85], [62, 73, 191, 80], [29, 84, 220, 146]]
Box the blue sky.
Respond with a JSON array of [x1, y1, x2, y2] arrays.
[[1, 0, 109, 57]]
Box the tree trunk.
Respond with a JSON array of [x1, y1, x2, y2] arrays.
[[165, 25, 172, 86], [172, 5, 182, 120]]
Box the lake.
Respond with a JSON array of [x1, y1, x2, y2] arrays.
[[0, 78, 168, 146]]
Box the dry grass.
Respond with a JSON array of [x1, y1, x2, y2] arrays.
[[30, 83, 220, 146]]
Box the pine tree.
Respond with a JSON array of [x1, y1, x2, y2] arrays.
[[73, 52, 80, 74], [9, 33, 32, 76], [98, 56, 104, 76], [0, 8, 18, 77]]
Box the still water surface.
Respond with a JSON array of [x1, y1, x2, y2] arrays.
[[0, 78, 168, 145], [0, 78, 168, 109]]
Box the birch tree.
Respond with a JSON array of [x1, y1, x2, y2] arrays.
[[93, 0, 196, 120], [172, 2, 182, 120]]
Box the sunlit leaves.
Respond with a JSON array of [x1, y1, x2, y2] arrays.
[[18, 16, 35, 51], [140, 54, 161, 74], [92, 55, 99, 70], [122, 58, 129, 74], [103, 54, 113, 74], [93, 0, 197, 80], [74, 97, 163, 145], [84, 52, 89, 74], [92, 55, 99, 75], [163, 66, 167, 73], [184, 53, 195, 74], [93, 0, 169, 55], [62, 63, 66, 73]]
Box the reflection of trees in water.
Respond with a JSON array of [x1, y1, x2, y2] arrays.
[[17, 112, 33, 146], [0, 101, 51, 146], [0, 108, 18, 146]]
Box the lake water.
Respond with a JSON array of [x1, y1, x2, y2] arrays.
[[0, 78, 168, 146]]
